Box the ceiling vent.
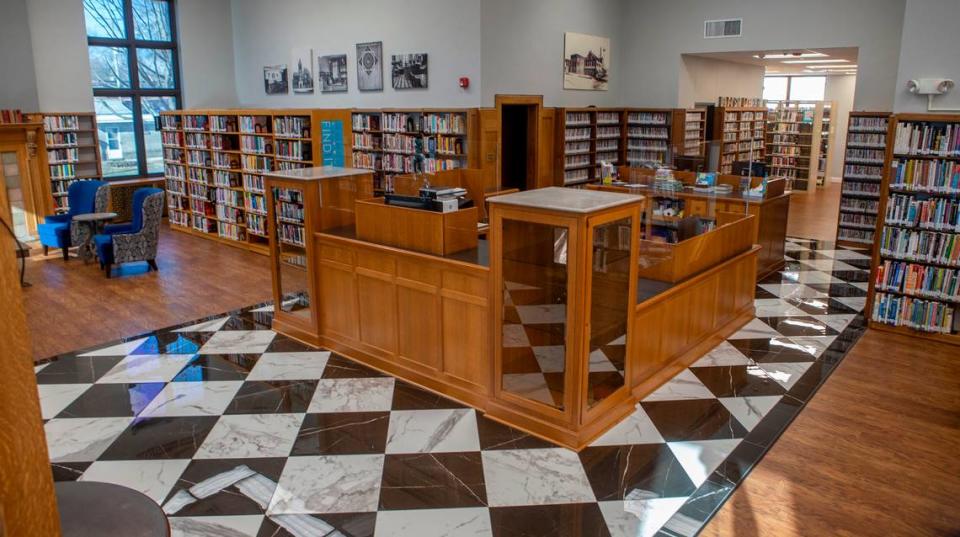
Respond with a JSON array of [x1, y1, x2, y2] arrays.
[[704, 18, 742, 38]]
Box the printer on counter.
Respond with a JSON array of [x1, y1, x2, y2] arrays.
[[385, 185, 472, 213]]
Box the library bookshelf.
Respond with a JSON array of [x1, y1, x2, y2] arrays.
[[866, 113, 960, 345], [681, 108, 707, 158], [835, 111, 890, 250], [817, 103, 833, 187], [32, 113, 102, 214], [626, 108, 677, 167], [555, 108, 619, 186], [709, 106, 767, 175], [764, 101, 833, 192]]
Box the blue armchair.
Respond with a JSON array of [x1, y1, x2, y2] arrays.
[[94, 188, 164, 278], [37, 180, 109, 260]]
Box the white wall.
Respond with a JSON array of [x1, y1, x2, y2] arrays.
[[0, 0, 39, 111], [26, 0, 95, 112], [893, 0, 960, 114], [178, 0, 239, 108], [679, 55, 764, 108], [825, 75, 856, 180], [230, 0, 481, 109], [480, 0, 624, 107], [620, 0, 905, 110]]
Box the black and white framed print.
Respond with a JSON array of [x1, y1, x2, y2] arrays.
[[318, 54, 348, 93], [391, 53, 428, 90], [563, 32, 609, 91], [356, 41, 383, 92], [291, 48, 314, 94], [263, 64, 288, 95]]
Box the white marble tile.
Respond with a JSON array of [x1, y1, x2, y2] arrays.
[[269, 514, 339, 536], [482, 448, 595, 507], [169, 515, 264, 537], [195, 413, 304, 459], [753, 299, 809, 318], [756, 362, 813, 390], [718, 396, 782, 431], [532, 345, 565, 373], [97, 354, 196, 384], [591, 405, 664, 446], [788, 336, 837, 358], [44, 417, 133, 462], [780, 270, 843, 285], [173, 316, 231, 333], [34, 363, 50, 373], [835, 296, 867, 312], [501, 373, 555, 406], [515, 304, 567, 325], [726, 318, 783, 340], [375, 507, 493, 537], [267, 454, 384, 514], [589, 349, 618, 372], [308, 377, 395, 413], [246, 352, 330, 381], [78, 337, 149, 357], [691, 341, 753, 368], [37, 384, 92, 419], [599, 498, 688, 537], [799, 259, 859, 272], [812, 314, 857, 333], [852, 281, 870, 291], [609, 334, 627, 346], [667, 439, 742, 487], [80, 459, 191, 503], [818, 249, 871, 261], [199, 331, 277, 355], [502, 324, 530, 348], [385, 409, 480, 454], [758, 284, 828, 301], [249, 299, 299, 313], [139, 381, 243, 418], [641, 370, 715, 402]]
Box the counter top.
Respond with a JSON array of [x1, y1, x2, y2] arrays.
[[264, 166, 372, 182], [488, 186, 643, 214], [321, 226, 489, 267]]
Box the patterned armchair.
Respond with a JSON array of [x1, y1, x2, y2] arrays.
[[94, 188, 164, 278], [37, 180, 109, 260]]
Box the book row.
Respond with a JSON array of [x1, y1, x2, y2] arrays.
[[43, 115, 79, 131], [849, 116, 888, 132], [278, 223, 306, 247], [875, 260, 960, 302], [890, 158, 960, 193], [45, 132, 78, 146], [879, 227, 960, 266], [893, 122, 960, 156], [565, 112, 591, 125], [183, 115, 208, 131], [628, 126, 668, 140], [885, 194, 960, 232], [839, 212, 876, 229], [847, 132, 886, 148], [49, 164, 77, 179], [872, 292, 956, 334], [840, 198, 879, 214], [627, 112, 668, 125], [274, 116, 310, 138], [844, 164, 884, 180], [47, 148, 78, 164], [837, 228, 874, 244], [845, 148, 886, 164]]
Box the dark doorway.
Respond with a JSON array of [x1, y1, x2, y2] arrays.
[[500, 104, 538, 190]]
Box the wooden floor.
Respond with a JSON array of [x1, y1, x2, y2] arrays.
[[704, 328, 960, 536], [22, 225, 273, 361], [786, 180, 842, 242]]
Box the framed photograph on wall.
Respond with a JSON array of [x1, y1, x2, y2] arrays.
[[356, 41, 383, 92], [291, 48, 315, 94], [391, 54, 428, 90], [318, 54, 348, 93], [263, 64, 288, 95], [563, 32, 609, 91]]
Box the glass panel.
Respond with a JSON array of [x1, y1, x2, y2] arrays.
[[141, 96, 177, 174], [133, 0, 172, 41], [137, 48, 176, 89], [273, 186, 311, 317], [790, 76, 826, 100], [89, 46, 131, 89], [587, 217, 632, 406], [94, 96, 139, 177], [500, 219, 569, 409], [1, 152, 31, 241], [84, 0, 126, 39], [762, 76, 788, 101]]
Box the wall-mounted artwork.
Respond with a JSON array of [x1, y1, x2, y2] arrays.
[[263, 64, 288, 95], [356, 41, 383, 92], [318, 54, 348, 93], [291, 48, 314, 94], [391, 54, 428, 90], [563, 32, 609, 91]]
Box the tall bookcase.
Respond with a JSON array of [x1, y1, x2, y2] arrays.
[[764, 101, 832, 191], [867, 113, 960, 344], [681, 108, 707, 157], [835, 111, 890, 250], [38, 113, 102, 213], [817, 103, 833, 186], [625, 108, 674, 166], [710, 106, 766, 175]]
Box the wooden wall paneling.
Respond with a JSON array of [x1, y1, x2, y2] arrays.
[[396, 258, 443, 371], [466, 109, 481, 169], [316, 243, 360, 342], [478, 108, 500, 190], [356, 252, 398, 355], [538, 108, 556, 188]]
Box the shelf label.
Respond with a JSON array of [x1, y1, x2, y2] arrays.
[[321, 120, 345, 166]]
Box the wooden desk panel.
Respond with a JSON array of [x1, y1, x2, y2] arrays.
[[355, 198, 478, 256]]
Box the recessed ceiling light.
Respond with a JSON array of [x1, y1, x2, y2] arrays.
[[782, 59, 849, 64], [753, 52, 827, 60]]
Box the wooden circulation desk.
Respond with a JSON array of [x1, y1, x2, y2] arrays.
[[267, 173, 758, 449]]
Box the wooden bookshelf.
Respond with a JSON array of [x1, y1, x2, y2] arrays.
[[681, 108, 707, 157], [835, 111, 890, 250], [764, 101, 833, 192], [35, 113, 102, 213], [555, 108, 598, 185], [625, 108, 674, 167], [817, 102, 833, 187], [709, 106, 767, 175], [866, 113, 960, 344]]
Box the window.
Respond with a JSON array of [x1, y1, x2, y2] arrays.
[[763, 75, 827, 102], [762, 76, 788, 101], [84, 0, 179, 178]]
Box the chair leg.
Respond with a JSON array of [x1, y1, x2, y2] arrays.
[[147, 259, 158, 272], [104, 263, 112, 278], [62, 247, 69, 261], [43, 245, 49, 256]]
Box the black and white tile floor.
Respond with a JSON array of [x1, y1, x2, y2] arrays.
[[35, 238, 869, 537]]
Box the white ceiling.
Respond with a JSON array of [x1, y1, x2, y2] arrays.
[[685, 47, 859, 76]]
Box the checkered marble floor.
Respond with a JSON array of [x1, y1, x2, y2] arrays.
[[35, 238, 870, 537]]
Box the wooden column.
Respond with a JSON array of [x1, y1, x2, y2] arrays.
[[0, 219, 60, 535]]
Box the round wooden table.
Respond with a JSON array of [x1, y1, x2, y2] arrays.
[[71, 211, 117, 264], [56, 482, 170, 537]]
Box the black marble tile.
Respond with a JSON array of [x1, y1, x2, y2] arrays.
[[98, 416, 218, 460], [224, 380, 318, 414], [757, 271, 787, 285], [579, 444, 697, 501], [728, 337, 820, 364], [739, 396, 804, 449], [830, 269, 871, 283], [690, 366, 786, 398], [787, 250, 834, 260], [266, 333, 319, 353], [56, 382, 164, 418], [50, 462, 90, 482], [290, 412, 390, 456], [162, 457, 286, 516], [805, 282, 869, 297], [130, 332, 207, 355], [219, 316, 266, 331], [753, 286, 778, 300], [601, 344, 626, 370], [785, 296, 859, 316], [711, 438, 766, 485], [257, 513, 376, 537], [35, 356, 124, 384], [476, 415, 555, 450], [757, 316, 839, 337], [172, 354, 260, 382], [489, 504, 611, 537], [390, 380, 467, 411], [659, 476, 736, 537], [321, 354, 388, 379], [842, 257, 873, 270], [379, 452, 487, 510], [642, 399, 749, 442]]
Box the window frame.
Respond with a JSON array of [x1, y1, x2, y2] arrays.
[[87, 0, 181, 179], [763, 74, 827, 102]]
